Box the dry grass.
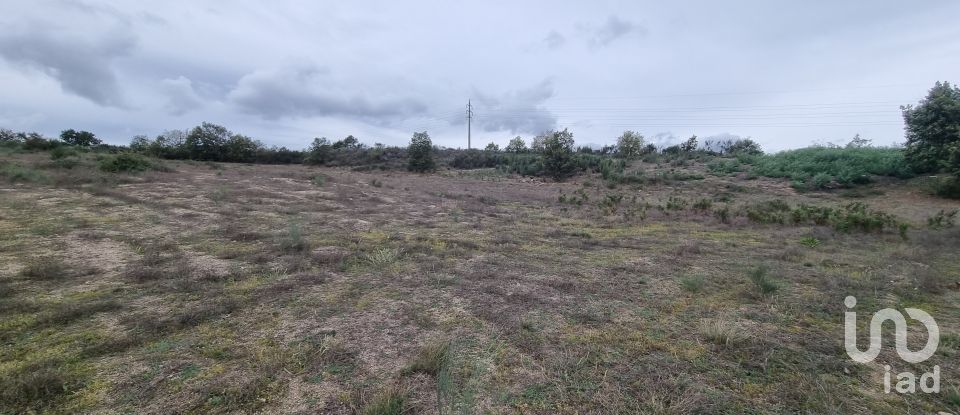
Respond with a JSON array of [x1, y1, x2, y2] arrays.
[[1, 152, 959, 414]]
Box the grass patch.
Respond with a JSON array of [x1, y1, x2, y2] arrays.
[[680, 274, 706, 293], [19, 257, 68, 281], [747, 264, 779, 295], [363, 247, 403, 268], [402, 339, 450, 376]]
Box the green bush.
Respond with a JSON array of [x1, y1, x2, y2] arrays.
[[0, 163, 48, 183], [751, 146, 912, 188], [98, 153, 153, 173], [541, 129, 577, 180], [407, 131, 435, 173]]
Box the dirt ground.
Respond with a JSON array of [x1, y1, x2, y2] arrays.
[[1, 157, 959, 414]]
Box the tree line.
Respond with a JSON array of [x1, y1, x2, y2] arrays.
[[1, 81, 957, 190]]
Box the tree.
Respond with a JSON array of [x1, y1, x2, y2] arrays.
[[726, 138, 763, 155], [223, 134, 261, 163], [679, 135, 698, 152], [0, 129, 17, 143], [530, 134, 546, 153], [332, 135, 361, 150], [407, 131, 436, 172], [846, 134, 872, 148], [902, 81, 960, 175], [505, 136, 527, 153], [304, 137, 332, 165], [616, 130, 644, 159], [541, 129, 576, 180], [485, 142, 500, 152], [184, 122, 231, 161], [130, 135, 150, 152], [60, 129, 101, 146]]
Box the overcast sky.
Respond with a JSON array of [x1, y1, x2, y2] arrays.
[[1, 1, 959, 151]]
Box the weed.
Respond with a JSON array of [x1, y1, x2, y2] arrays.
[[799, 237, 821, 248], [748, 265, 779, 295], [280, 221, 308, 252], [714, 205, 731, 224], [363, 247, 403, 267], [680, 274, 706, 293]]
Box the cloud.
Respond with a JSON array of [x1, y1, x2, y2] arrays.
[[227, 64, 428, 122], [0, 29, 135, 107], [470, 79, 558, 135], [543, 31, 566, 49], [589, 16, 644, 48], [160, 76, 204, 115], [650, 132, 679, 147]]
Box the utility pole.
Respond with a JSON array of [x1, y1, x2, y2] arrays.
[[466, 99, 473, 149]]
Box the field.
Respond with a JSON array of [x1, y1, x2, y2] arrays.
[[1, 149, 959, 414]]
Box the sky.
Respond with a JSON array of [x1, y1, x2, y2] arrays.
[[1, 1, 959, 152]]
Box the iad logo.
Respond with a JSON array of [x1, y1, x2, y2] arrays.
[[844, 296, 941, 394]]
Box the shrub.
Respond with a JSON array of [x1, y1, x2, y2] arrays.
[[930, 176, 960, 199], [927, 209, 958, 229], [0, 163, 48, 183], [49, 146, 80, 160], [98, 153, 153, 173], [680, 274, 706, 293], [751, 146, 912, 188], [747, 265, 778, 295], [540, 129, 577, 180], [407, 131, 435, 172], [280, 222, 308, 252]]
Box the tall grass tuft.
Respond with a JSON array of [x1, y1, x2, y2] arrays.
[[748, 265, 779, 295]]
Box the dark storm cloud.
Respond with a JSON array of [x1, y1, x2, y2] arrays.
[[588, 16, 644, 48], [227, 64, 428, 122], [471, 79, 558, 135], [0, 29, 135, 107]]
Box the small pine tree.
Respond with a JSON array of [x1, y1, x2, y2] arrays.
[[407, 131, 436, 172], [541, 129, 576, 180]]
